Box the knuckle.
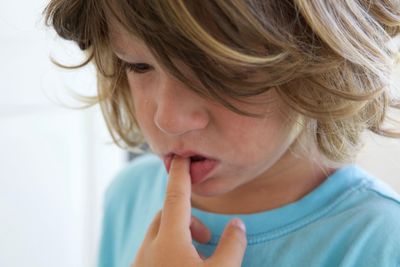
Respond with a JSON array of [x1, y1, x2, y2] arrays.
[[164, 190, 186, 205]]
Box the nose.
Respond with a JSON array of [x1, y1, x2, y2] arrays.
[[154, 74, 210, 136]]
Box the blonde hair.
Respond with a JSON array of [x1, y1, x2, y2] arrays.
[[44, 0, 400, 166]]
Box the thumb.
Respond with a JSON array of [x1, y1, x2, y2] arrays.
[[208, 218, 247, 267]]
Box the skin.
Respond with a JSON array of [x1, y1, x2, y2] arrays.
[[108, 15, 335, 265]]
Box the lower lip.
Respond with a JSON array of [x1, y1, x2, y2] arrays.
[[190, 159, 219, 184], [164, 156, 219, 185]]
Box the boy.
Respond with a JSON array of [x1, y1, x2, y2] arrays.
[[44, 0, 400, 266]]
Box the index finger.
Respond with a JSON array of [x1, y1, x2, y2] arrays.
[[159, 155, 192, 237]]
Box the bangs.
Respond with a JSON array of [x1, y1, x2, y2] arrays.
[[100, 0, 313, 116]]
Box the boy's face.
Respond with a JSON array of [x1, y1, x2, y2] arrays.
[[110, 23, 301, 199]]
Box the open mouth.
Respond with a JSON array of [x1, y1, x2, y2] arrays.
[[190, 155, 207, 162], [163, 152, 219, 184]]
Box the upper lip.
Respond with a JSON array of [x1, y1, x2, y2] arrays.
[[164, 150, 213, 160]]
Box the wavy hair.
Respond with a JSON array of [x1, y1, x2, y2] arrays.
[[44, 0, 400, 165]]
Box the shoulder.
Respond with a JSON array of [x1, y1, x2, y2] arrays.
[[313, 166, 400, 265], [337, 166, 400, 262], [342, 165, 400, 224], [103, 153, 167, 210], [321, 165, 400, 220], [333, 165, 400, 211], [358, 172, 400, 242], [354, 167, 400, 223]]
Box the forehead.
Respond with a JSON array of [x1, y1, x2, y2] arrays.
[[104, 1, 222, 52], [106, 12, 148, 56]]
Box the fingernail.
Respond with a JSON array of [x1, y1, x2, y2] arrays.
[[230, 218, 246, 232]]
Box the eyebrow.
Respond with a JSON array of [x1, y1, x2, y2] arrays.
[[110, 42, 127, 56], [109, 32, 134, 57], [110, 37, 148, 58], [110, 45, 140, 62]]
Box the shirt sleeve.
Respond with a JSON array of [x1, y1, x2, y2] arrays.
[[97, 153, 166, 267]]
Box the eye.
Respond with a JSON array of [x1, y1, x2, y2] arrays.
[[122, 61, 153, 74]]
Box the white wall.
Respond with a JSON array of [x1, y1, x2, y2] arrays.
[[0, 1, 126, 267], [0, 1, 399, 267], [357, 131, 400, 192]]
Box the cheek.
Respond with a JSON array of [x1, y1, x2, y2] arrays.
[[222, 111, 293, 165], [134, 101, 154, 139], [128, 78, 155, 135]]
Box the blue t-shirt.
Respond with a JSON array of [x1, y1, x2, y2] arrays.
[[98, 153, 400, 267]]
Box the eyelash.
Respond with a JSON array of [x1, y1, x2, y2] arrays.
[[122, 61, 153, 74]]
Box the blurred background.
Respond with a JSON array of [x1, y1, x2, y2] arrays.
[[1, 1, 399, 267]]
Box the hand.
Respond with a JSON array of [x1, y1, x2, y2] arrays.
[[131, 155, 247, 267]]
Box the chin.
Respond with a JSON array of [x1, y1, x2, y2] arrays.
[[191, 175, 236, 197]]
